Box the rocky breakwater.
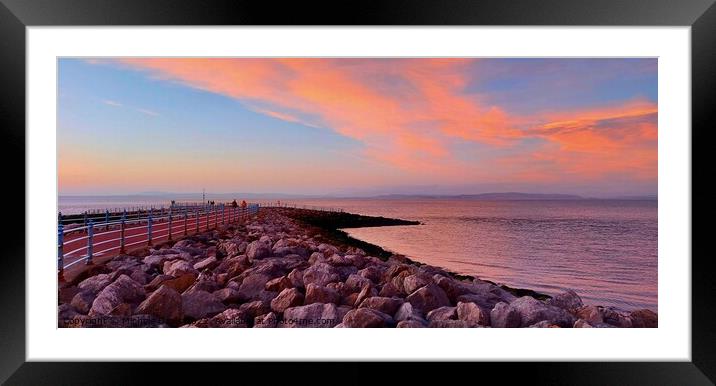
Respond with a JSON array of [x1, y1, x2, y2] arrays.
[[58, 208, 657, 328]]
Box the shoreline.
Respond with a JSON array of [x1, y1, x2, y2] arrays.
[[58, 207, 657, 328], [277, 208, 553, 301]]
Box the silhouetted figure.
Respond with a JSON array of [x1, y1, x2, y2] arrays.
[[241, 200, 247, 209], [231, 199, 238, 208]]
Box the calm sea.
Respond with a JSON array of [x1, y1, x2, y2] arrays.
[[58, 196, 657, 311], [293, 198, 658, 312]]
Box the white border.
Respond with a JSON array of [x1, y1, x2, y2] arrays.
[[27, 27, 690, 361]]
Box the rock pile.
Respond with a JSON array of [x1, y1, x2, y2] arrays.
[[58, 209, 658, 328]]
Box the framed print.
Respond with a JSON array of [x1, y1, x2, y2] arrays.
[[2, 0, 715, 383]]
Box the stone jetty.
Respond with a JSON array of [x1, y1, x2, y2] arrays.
[[58, 208, 658, 328]]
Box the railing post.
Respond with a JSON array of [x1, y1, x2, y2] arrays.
[[83, 211, 88, 227], [184, 210, 188, 236], [195, 208, 200, 233], [57, 223, 64, 274], [168, 209, 173, 241], [105, 209, 109, 227], [206, 206, 210, 230], [147, 214, 153, 246], [222, 204, 225, 225], [86, 220, 94, 265], [119, 215, 126, 254]]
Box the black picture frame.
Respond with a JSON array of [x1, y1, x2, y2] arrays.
[[1, 0, 714, 384]]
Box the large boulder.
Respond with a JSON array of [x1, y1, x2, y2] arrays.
[[304, 283, 340, 305], [265, 276, 292, 292], [509, 296, 576, 327], [403, 274, 430, 295], [326, 282, 350, 297], [547, 289, 583, 311], [70, 290, 96, 314], [308, 252, 327, 265], [163, 260, 199, 278], [246, 240, 271, 261], [249, 259, 290, 279], [394, 302, 426, 323], [213, 287, 241, 304], [378, 281, 403, 298], [317, 243, 339, 256], [358, 266, 383, 283], [388, 270, 412, 295], [271, 288, 305, 313], [302, 262, 340, 287], [282, 303, 341, 328], [184, 272, 221, 294], [218, 241, 240, 258], [602, 307, 633, 328], [77, 274, 113, 295], [457, 301, 490, 326], [274, 245, 309, 258], [238, 300, 272, 320], [405, 284, 451, 313], [342, 308, 394, 328], [426, 306, 457, 322], [344, 254, 366, 268], [575, 305, 604, 325], [162, 273, 197, 293], [358, 296, 404, 316], [345, 274, 372, 292], [383, 264, 413, 282], [216, 256, 247, 278], [144, 274, 173, 292], [181, 290, 225, 320], [237, 273, 272, 302], [490, 302, 521, 328], [135, 285, 183, 326], [433, 275, 473, 302], [193, 255, 218, 271], [456, 292, 505, 310], [353, 284, 377, 307], [143, 254, 180, 270], [89, 275, 145, 317], [287, 269, 304, 289]]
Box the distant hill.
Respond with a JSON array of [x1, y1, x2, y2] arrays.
[[603, 195, 658, 201], [370, 192, 585, 200]]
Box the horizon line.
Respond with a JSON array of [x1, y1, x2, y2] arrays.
[[58, 191, 658, 200]]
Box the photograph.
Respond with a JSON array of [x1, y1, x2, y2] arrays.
[[56, 57, 659, 329]]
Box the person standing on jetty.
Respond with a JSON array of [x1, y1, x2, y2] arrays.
[[241, 200, 247, 209]]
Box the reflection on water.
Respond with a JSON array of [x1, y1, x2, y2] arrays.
[[314, 199, 656, 311]]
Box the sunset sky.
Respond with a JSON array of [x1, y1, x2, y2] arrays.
[[58, 58, 657, 197]]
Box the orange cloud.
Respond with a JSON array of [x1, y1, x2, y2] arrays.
[[95, 58, 656, 186]]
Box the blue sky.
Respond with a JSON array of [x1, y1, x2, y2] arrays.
[[58, 58, 658, 197]]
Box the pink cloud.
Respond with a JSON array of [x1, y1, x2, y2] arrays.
[[93, 58, 656, 185]]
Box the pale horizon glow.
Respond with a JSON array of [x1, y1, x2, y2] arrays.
[[58, 58, 657, 197]]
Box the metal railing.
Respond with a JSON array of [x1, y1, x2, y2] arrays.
[[57, 203, 259, 273], [58, 202, 209, 226]]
